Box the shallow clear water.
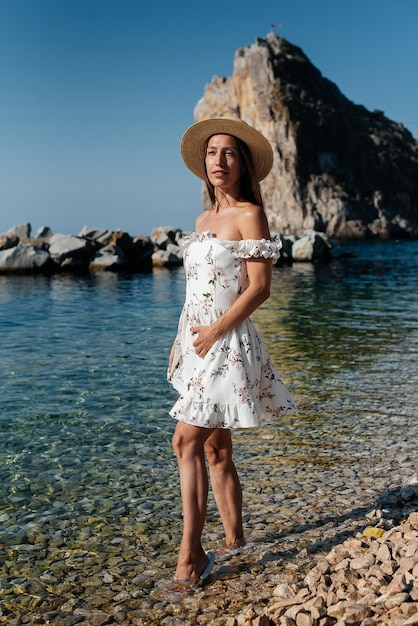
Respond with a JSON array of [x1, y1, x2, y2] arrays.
[[251, 239, 418, 476], [0, 240, 417, 609], [0, 269, 183, 508]]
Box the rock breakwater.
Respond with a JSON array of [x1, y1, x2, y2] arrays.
[[0, 223, 332, 274]]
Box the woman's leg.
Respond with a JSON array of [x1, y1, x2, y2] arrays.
[[172, 421, 215, 580], [204, 429, 245, 547]]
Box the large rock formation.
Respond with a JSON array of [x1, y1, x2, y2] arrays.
[[194, 33, 418, 239]]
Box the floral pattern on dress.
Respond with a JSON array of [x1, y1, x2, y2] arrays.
[[168, 231, 296, 428]]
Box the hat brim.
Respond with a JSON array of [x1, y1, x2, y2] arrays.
[[180, 118, 274, 182]]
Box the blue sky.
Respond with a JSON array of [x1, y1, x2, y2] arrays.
[[0, 0, 417, 237]]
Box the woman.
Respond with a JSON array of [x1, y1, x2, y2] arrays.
[[166, 118, 296, 592]]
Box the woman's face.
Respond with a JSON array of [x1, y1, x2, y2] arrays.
[[205, 134, 243, 191]]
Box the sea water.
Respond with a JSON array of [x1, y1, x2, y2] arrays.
[[0, 239, 417, 608]]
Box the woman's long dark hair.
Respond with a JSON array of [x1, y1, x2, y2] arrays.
[[204, 135, 264, 208]]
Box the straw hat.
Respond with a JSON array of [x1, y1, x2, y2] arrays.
[[180, 117, 274, 182]]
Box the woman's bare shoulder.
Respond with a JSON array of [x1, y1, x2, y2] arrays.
[[237, 203, 270, 239], [195, 210, 212, 231]]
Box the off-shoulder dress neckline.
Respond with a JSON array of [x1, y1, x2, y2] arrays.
[[188, 230, 277, 244]]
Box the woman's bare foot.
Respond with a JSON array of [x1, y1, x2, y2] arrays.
[[174, 549, 210, 581], [214, 539, 246, 560], [165, 551, 215, 594]]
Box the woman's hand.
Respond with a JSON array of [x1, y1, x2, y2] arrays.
[[190, 325, 218, 358]]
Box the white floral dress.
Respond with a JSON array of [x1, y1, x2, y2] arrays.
[[167, 231, 296, 428]]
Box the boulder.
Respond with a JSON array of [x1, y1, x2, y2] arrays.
[[0, 234, 19, 251], [19, 237, 49, 250], [166, 242, 184, 260], [152, 249, 183, 268], [129, 237, 154, 270], [4, 223, 32, 239], [276, 234, 295, 264], [35, 226, 53, 242], [132, 236, 154, 261], [48, 234, 95, 266], [0, 244, 52, 272], [90, 243, 128, 271], [78, 225, 113, 246], [110, 230, 134, 256], [291, 231, 333, 262], [150, 226, 182, 249]]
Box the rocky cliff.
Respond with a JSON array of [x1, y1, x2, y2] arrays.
[[194, 33, 418, 239]]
